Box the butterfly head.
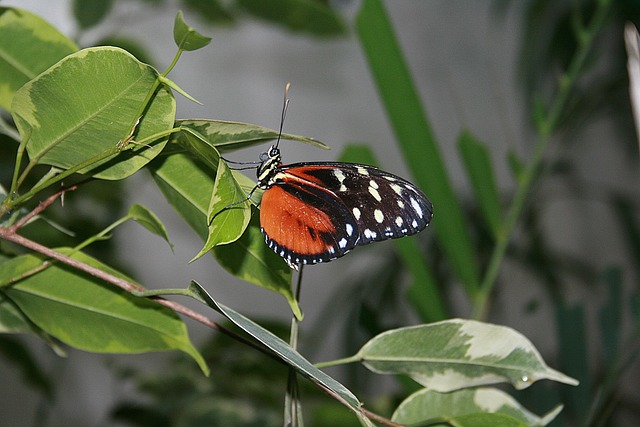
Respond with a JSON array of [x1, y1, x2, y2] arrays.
[[256, 144, 282, 187]]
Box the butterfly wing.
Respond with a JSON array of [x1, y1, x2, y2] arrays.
[[259, 176, 359, 265], [259, 162, 432, 266]]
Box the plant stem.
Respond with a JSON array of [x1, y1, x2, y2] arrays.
[[471, 0, 612, 320], [284, 267, 305, 427]]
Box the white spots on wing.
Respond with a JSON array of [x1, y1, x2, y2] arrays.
[[374, 209, 384, 223], [369, 186, 382, 202], [333, 169, 348, 192], [369, 179, 379, 189], [383, 175, 397, 182], [397, 200, 405, 209], [338, 238, 348, 249], [411, 196, 424, 218], [353, 207, 361, 220], [412, 219, 418, 228], [357, 167, 369, 176], [390, 183, 404, 196], [363, 228, 377, 240], [346, 223, 354, 236], [327, 246, 336, 255], [395, 216, 404, 227]]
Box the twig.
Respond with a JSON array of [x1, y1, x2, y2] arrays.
[[9, 185, 78, 232]]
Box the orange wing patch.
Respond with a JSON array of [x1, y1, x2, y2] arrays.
[[260, 185, 336, 256]]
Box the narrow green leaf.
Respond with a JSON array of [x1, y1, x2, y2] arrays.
[[357, 319, 578, 391], [458, 131, 503, 238], [192, 158, 252, 261], [598, 268, 622, 365], [507, 149, 525, 182], [176, 119, 329, 153], [556, 304, 590, 416], [339, 144, 445, 322], [159, 75, 202, 105], [2, 250, 208, 374], [213, 215, 300, 320], [128, 204, 173, 250], [187, 281, 370, 424], [11, 47, 175, 180], [392, 387, 562, 426], [72, 0, 113, 29], [0, 7, 78, 110], [356, 0, 480, 296], [173, 10, 212, 51]]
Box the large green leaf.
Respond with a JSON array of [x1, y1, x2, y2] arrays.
[[356, 319, 578, 391], [356, 0, 480, 297], [0, 250, 208, 374], [392, 388, 562, 426], [0, 7, 78, 111], [11, 46, 175, 180]]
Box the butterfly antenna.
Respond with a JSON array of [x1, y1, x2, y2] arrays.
[[275, 82, 291, 150]]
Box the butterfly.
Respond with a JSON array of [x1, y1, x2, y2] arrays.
[[253, 144, 433, 270]]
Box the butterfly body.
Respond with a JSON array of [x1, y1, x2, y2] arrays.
[[256, 145, 433, 269]]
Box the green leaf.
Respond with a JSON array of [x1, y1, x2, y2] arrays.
[[356, 0, 480, 297], [237, 0, 346, 37], [173, 10, 212, 51], [128, 204, 173, 250], [392, 387, 562, 426], [213, 215, 300, 320], [73, 0, 113, 29], [149, 153, 298, 317], [176, 119, 329, 153], [192, 157, 252, 261], [0, 7, 78, 110], [11, 46, 175, 180], [556, 304, 590, 416], [356, 319, 578, 391], [1, 250, 208, 374], [186, 281, 371, 426], [458, 131, 503, 238]]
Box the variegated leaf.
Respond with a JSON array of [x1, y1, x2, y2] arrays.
[[357, 319, 578, 391]]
